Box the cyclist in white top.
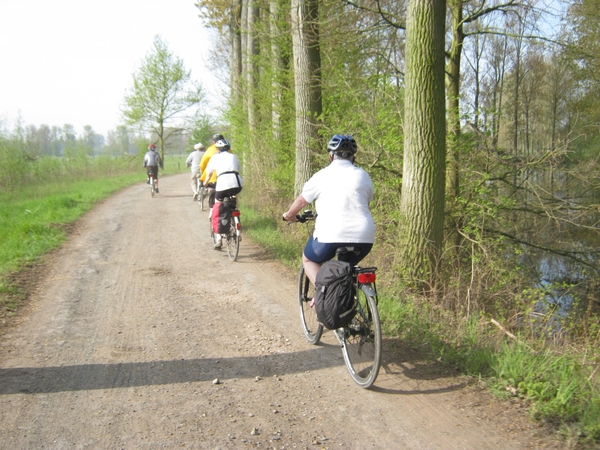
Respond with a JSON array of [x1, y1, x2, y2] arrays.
[[186, 142, 205, 200], [283, 134, 375, 284], [204, 139, 243, 249]]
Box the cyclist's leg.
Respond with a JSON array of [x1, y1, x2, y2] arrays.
[[206, 183, 216, 218], [302, 237, 338, 284], [191, 172, 198, 196], [301, 253, 321, 286], [208, 186, 216, 208]]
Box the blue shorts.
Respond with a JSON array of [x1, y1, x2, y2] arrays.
[[303, 236, 373, 266]]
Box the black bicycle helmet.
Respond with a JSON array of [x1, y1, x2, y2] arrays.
[[212, 133, 224, 142], [215, 139, 231, 152], [327, 134, 357, 157]]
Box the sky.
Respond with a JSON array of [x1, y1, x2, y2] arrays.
[[0, 0, 224, 138]]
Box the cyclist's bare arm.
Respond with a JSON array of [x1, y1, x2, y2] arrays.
[[283, 195, 309, 222]]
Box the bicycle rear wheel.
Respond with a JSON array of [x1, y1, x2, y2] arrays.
[[226, 218, 240, 261], [341, 289, 381, 388], [151, 178, 156, 197], [298, 266, 323, 344]]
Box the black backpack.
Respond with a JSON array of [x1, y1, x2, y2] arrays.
[[217, 201, 233, 234], [314, 260, 356, 330]]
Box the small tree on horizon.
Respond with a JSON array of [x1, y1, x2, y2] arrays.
[[122, 35, 204, 160]]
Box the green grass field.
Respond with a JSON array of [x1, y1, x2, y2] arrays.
[[0, 155, 186, 310]]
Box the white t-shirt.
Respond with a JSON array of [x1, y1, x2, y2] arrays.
[[205, 151, 243, 191], [301, 159, 375, 243]]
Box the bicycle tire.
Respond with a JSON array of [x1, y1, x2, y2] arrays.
[[151, 178, 156, 198], [298, 266, 323, 344], [226, 218, 240, 261], [341, 289, 382, 388]]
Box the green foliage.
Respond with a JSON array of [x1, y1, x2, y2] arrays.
[[240, 206, 306, 269], [490, 342, 600, 442], [122, 35, 204, 156], [189, 114, 215, 148]]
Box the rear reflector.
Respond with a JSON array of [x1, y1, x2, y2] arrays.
[[357, 272, 376, 283], [232, 211, 241, 217]]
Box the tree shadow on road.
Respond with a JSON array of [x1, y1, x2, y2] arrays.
[[0, 337, 467, 396]]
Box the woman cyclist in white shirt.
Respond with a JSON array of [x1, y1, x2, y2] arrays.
[[282, 134, 375, 284]]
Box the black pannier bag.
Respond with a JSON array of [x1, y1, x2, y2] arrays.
[[218, 201, 233, 234], [314, 260, 356, 329]]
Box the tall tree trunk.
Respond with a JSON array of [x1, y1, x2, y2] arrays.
[[291, 0, 322, 195], [269, 0, 284, 141], [400, 0, 447, 289], [230, 0, 243, 102], [246, 0, 259, 135], [512, 34, 523, 157], [446, 0, 463, 209], [240, 0, 249, 121], [445, 0, 464, 252], [491, 36, 508, 149]]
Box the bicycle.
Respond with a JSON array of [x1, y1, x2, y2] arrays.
[[210, 196, 241, 261], [292, 211, 382, 388]]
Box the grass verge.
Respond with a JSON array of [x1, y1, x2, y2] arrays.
[[0, 156, 186, 314]]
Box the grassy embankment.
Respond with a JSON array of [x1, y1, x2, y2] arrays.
[[0, 155, 187, 312], [240, 206, 600, 448]]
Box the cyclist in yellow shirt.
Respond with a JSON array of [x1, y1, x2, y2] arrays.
[[200, 133, 224, 217]]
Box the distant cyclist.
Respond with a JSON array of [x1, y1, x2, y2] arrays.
[[200, 133, 225, 217], [143, 143, 163, 194], [186, 142, 206, 200], [204, 139, 243, 249], [282, 134, 375, 284]]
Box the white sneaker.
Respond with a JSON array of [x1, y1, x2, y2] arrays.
[[213, 236, 221, 250]]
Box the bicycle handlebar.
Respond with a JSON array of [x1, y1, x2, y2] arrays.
[[283, 210, 316, 224]]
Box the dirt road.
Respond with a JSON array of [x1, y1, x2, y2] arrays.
[[0, 174, 559, 449]]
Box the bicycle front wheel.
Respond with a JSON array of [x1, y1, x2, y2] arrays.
[[226, 218, 240, 261], [298, 266, 323, 344], [341, 289, 382, 388]]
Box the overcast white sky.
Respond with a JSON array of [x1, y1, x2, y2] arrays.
[[1, 0, 224, 137]]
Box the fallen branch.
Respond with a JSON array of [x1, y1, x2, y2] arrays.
[[490, 318, 519, 343]]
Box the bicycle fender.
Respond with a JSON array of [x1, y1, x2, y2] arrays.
[[360, 283, 376, 297]]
